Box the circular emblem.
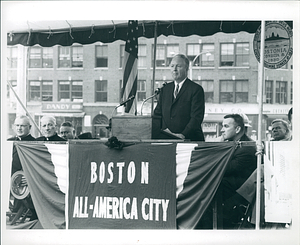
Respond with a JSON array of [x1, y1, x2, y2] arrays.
[[11, 171, 30, 200], [253, 21, 293, 69]]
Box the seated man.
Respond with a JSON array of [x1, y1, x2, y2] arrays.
[[36, 116, 66, 141], [7, 115, 37, 220], [8, 115, 36, 174], [60, 121, 77, 140], [197, 114, 257, 229], [235, 118, 292, 228]]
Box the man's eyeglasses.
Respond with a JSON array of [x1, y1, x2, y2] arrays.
[[14, 124, 29, 128]]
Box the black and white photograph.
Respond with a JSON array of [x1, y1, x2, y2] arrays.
[[1, 1, 299, 245]]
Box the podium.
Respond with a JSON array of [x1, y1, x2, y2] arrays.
[[111, 116, 153, 140], [111, 115, 179, 140]]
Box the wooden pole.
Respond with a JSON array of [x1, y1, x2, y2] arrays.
[[255, 20, 265, 230]]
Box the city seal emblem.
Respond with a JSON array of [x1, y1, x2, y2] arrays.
[[253, 21, 293, 69]]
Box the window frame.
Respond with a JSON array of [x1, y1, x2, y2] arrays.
[[58, 80, 83, 102], [187, 43, 215, 67], [7, 46, 18, 68], [137, 80, 146, 101], [195, 80, 214, 102], [58, 46, 83, 68], [265, 80, 273, 104], [29, 46, 53, 68], [152, 44, 179, 68], [219, 79, 249, 103], [275, 80, 287, 104], [29, 80, 53, 102], [95, 45, 108, 68], [95, 80, 108, 102], [120, 44, 147, 68], [220, 42, 250, 67]]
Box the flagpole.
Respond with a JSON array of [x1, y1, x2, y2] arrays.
[[151, 21, 158, 115], [255, 20, 265, 230]]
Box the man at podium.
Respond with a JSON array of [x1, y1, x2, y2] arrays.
[[153, 54, 205, 141]]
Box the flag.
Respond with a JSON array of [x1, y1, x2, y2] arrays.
[[121, 20, 138, 114], [15, 142, 67, 229], [176, 142, 237, 229]]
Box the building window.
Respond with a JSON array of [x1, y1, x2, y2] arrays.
[[95, 80, 108, 102], [58, 46, 83, 68], [137, 80, 146, 101], [7, 80, 17, 99], [152, 44, 179, 67], [96, 45, 108, 67], [220, 80, 248, 103], [187, 43, 214, 67], [220, 42, 249, 67], [195, 80, 214, 102], [275, 81, 287, 104], [58, 80, 83, 102], [120, 44, 147, 68], [29, 47, 53, 68], [265, 80, 273, 104], [7, 46, 18, 68], [29, 80, 53, 101], [138, 45, 147, 67]]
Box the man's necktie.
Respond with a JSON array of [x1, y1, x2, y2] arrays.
[[174, 83, 179, 98]]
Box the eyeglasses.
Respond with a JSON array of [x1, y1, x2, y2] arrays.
[[14, 124, 29, 128]]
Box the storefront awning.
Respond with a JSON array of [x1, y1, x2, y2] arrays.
[[35, 112, 85, 118]]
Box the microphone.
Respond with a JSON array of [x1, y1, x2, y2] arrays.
[[140, 82, 167, 115], [154, 81, 167, 95], [119, 95, 135, 107], [155, 88, 161, 95]]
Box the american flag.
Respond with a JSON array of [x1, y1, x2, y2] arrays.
[[121, 20, 138, 114]]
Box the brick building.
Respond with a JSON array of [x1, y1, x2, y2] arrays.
[[6, 31, 293, 140]]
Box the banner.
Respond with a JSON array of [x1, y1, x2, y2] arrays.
[[68, 141, 177, 229], [176, 142, 237, 229], [11, 141, 265, 229], [15, 142, 67, 229]]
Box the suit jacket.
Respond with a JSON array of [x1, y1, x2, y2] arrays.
[[7, 134, 36, 175], [36, 133, 66, 141], [7, 134, 36, 141], [222, 134, 257, 200], [153, 79, 205, 141]]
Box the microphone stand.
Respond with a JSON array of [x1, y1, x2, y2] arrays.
[[140, 91, 159, 116], [111, 95, 135, 118]]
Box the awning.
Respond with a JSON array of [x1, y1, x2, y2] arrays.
[[6, 20, 293, 47], [35, 112, 85, 118]]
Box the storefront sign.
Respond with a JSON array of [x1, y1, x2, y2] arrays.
[[202, 122, 218, 132], [42, 102, 83, 112], [253, 21, 293, 69]]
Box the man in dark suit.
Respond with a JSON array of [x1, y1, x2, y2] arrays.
[[197, 114, 256, 229], [220, 114, 257, 200], [7, 115, 36, 174], [60, 121, 77, 140], [7, 115, 38, 220], [153, 54, 205, 141], [36, 116, 66, 141]]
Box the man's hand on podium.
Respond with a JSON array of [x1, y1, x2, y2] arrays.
[[163, 128, 185, 140]]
